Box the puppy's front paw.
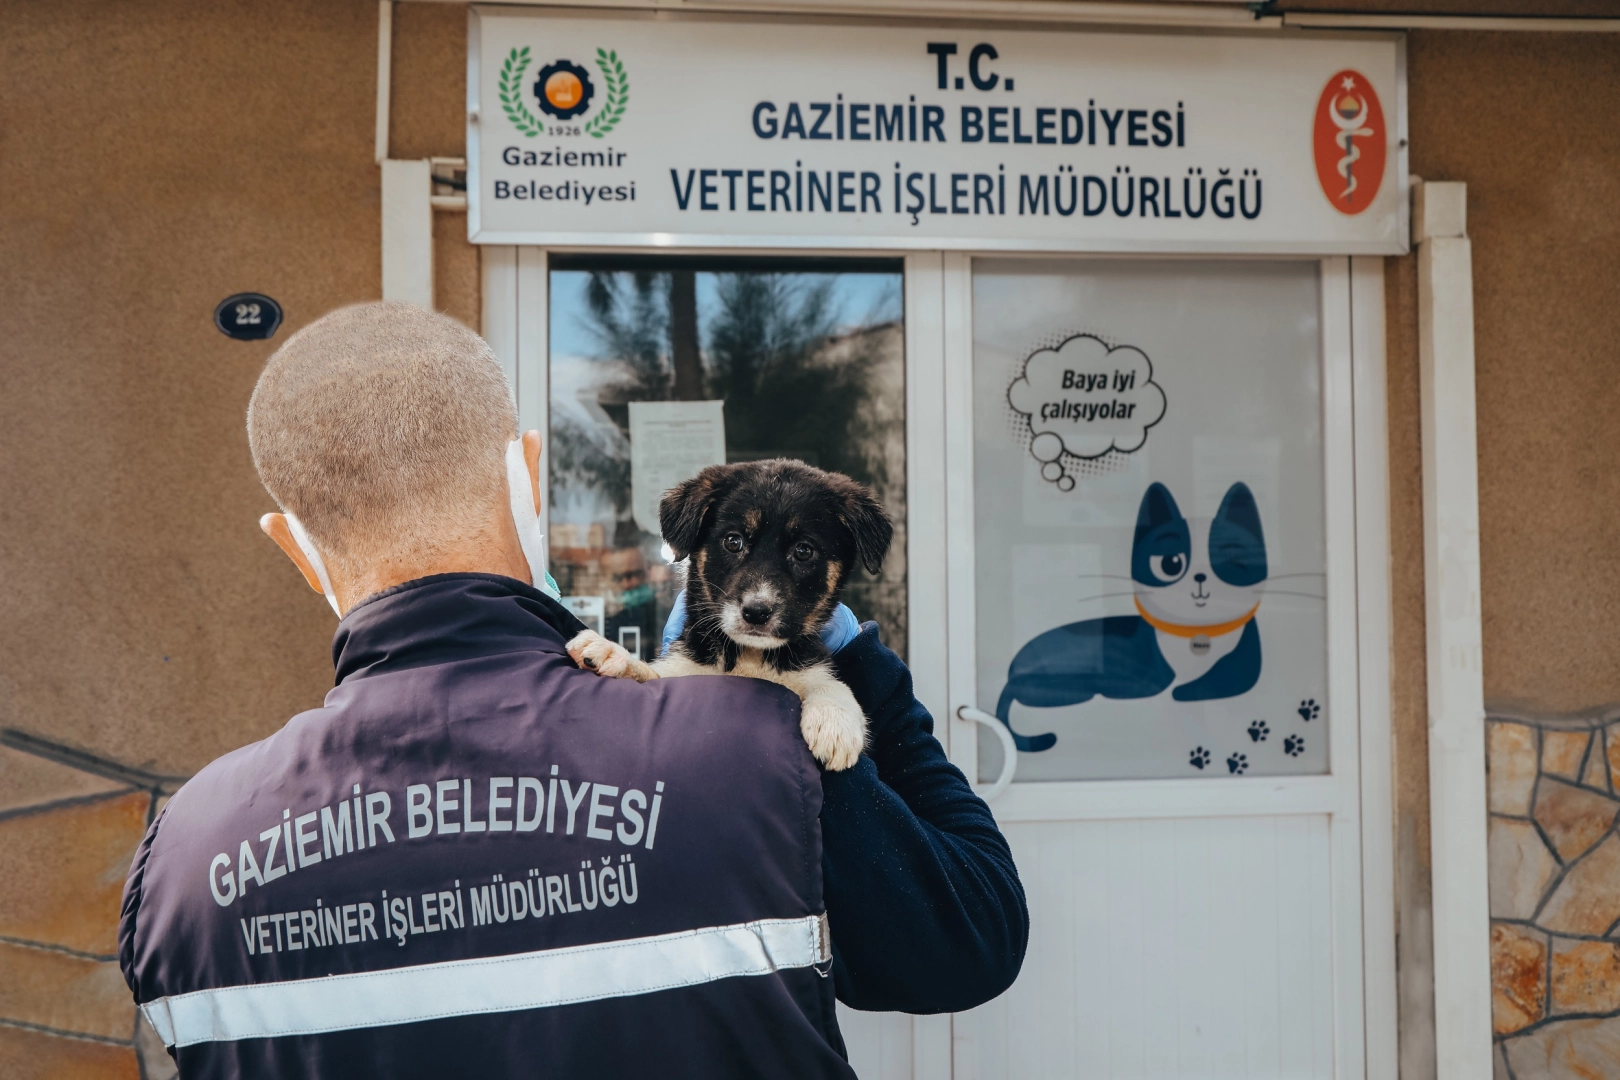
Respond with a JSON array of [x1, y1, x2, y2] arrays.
[[566, 630, 654, 681], [800, 694, 867, 772]]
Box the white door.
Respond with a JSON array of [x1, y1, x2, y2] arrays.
[[933, 254, 1393, 1080], [486, 248, 1395, 1080]]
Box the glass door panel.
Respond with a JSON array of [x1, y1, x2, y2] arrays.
[[546, 255, 908, 660], [972, 259, 1327, 782]]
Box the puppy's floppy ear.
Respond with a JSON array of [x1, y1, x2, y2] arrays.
[[659, 464, 732, 559], [835, 478, 893, 575]]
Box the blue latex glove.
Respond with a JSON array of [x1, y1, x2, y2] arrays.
[[660, 590, 861, 657]]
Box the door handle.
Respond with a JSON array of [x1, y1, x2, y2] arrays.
[[956, 706, 1018, 801]]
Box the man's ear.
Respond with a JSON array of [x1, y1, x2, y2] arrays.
[[836, 480, 893, 575], [520, 430, 542, 516], [260, 513, 326, 595], [659, 465, 731, 559]]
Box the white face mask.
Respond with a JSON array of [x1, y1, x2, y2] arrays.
[[503, 439, 563, 602], [285, 439, 562, 617], [283, 513, 342, 617]]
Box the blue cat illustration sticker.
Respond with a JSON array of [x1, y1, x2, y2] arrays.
[[995, 480, 1268, 752]]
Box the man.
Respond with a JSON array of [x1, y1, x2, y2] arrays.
[[601, 544, 658, 661], [119, 302, 1026, 1077]]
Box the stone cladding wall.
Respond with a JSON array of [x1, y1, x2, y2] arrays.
[[0, 739, 175, 1078], [1488, 716, 1620, 1079]]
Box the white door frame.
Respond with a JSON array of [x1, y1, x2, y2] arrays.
[[1351, 254, 1398, 1080], [483, 247, 1395, 1079]]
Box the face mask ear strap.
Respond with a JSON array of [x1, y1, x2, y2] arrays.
[[507, 440, 561, 601], [283, 514, 342, 617]]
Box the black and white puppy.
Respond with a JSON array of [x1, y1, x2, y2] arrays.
[[566, 459, 893, 771]]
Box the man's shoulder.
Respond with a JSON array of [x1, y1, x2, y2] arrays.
[[168, 666, 809, 814], [148, 709, 320, 850], [648, 666, 804, 711], [575, 666, 813, 769]]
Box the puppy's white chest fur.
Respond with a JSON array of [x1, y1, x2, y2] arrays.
[[654, 646, 867, 772], [567, 631, 868, 771]]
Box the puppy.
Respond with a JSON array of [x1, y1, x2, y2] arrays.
[[565, 459, 893, 771]]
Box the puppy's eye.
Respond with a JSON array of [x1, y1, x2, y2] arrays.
[[791, 541, 816, 562], [722, 533, 745, 554]]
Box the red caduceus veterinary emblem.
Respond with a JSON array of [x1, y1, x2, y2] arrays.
[[1312, 69, 1386, 215]]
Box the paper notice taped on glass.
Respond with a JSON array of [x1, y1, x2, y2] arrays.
[[629, 400, 727, 536]]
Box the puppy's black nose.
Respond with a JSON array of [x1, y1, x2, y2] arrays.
[[1194, 573, 1207, 583], [741, 602, 774, 626]]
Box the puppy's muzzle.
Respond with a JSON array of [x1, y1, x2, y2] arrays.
[[722, 589, 788, 648]]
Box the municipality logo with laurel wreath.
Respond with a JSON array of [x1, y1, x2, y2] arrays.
[[499, 46, 628, 138]]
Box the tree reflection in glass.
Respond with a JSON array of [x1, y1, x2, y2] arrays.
[[548, 257, 907, 661]]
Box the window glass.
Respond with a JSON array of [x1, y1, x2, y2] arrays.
[[973, 259, 1327, 782], [548, 256, 907, 660]]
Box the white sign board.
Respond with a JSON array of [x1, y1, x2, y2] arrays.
[[469, 8, 1407, 254]]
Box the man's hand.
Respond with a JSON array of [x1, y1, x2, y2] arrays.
[[659, 590, 861, 657]]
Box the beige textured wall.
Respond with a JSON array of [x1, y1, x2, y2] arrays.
[[1390, 29, 1620, 718], [0, 2, 475, 1072], [1385, 28, 1620, 1079], [1, 0, 374, 777], [0, 0, 477, 778]]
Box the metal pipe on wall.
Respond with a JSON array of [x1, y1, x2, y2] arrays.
[[376, 1, 435, 306], [1415, 179, 1494, 1080], [376, 0, 392, 165], [382, 160, 434, 306], [1285, 12, 1620, 31]]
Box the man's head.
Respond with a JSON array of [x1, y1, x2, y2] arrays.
[[248, 302, 541, 611], [603, 547, 648, 591]]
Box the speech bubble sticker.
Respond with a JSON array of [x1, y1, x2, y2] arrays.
[[1007, 333, 1167, 488]]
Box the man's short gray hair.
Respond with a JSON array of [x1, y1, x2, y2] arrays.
[[247, 302, 517, 568]]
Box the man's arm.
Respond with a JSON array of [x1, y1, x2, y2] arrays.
[[821, 623, 1028, 1014]]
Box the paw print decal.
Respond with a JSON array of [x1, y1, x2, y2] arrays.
[[1227, 752, 1248, 775], [1284, 734, 1305, 757], [1247, 720, 1269, 742], [1298, 698, 1321, 722], [1189, 746, 1212, 770]]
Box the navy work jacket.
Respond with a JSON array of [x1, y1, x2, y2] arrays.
[[119, 574, 1025, 1078]]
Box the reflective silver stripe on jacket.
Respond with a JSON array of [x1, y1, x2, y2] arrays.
[[141, 914, 831, 1048]]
